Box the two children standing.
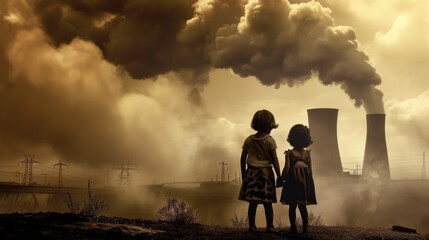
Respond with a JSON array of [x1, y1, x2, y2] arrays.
[[238, 109, 317, 234]]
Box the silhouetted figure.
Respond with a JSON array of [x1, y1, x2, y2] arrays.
[[238, 109, 282, 233], [279, 124, 317, 234]]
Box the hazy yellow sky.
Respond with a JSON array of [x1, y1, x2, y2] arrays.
[[0, 0, 428, 184], [203, 0, 429, 179]]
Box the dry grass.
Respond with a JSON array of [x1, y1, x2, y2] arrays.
[[230, 214, 248, 228], [0, 212, 426, 240], [63, 180, 109, 216]]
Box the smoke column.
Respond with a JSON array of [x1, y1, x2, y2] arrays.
[[32, 0, 384, 113]]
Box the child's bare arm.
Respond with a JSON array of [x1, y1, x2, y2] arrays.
[[269, 149, 281, 178], [240, 149, 248, 180], [270, 150, 283, 188]]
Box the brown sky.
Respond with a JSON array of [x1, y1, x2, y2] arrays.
[[0, 0, 428, 185]]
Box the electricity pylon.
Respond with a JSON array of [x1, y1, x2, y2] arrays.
[[115, 159, 137, 190], [20, 155, 39, 185], [54, 161, 68, 187]]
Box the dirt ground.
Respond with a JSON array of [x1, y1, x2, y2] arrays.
[[0, 212, 427, 240]]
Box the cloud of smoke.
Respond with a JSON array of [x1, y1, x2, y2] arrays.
[[0, 28, 127, 167], [31, 0, 384, 112], [33, 0, 211, 101], [289, 177, 429, 233], [210, 0, 384, 113], [0, 0, 247, 183]]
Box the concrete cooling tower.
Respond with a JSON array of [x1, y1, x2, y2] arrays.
[[307, 108, 343, 178], [362, 114, 390, 180]]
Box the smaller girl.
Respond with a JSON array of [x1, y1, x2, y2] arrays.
[[238, 109, 282, 233], [279, 124, 317, 234]]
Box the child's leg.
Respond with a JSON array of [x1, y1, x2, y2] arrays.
[[248, 201, 258, 230], [289, 203, 298, 232], [262, 202, 274, 228], [298, 204, 308, 233]]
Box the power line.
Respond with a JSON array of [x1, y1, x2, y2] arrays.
[[34, 164, 90, 179], [0, 170, 20, 182], [0, 165, 20, 168], [33, 165, 57, 174]]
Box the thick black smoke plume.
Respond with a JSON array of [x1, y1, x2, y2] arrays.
[[33, 0, 384, 113]]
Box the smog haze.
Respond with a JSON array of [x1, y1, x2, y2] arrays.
[[0, 0, 428, 233]]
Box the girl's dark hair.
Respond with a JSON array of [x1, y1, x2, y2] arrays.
[[287, 124, 313, 149], [251, 109, 278, 132]]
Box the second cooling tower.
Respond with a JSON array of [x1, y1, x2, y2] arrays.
[[362, 114, 390, 180], [307, 108, 343, 178]]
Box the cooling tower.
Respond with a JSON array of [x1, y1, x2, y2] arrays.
[[307, 108, 343, 178], [362, 114, 390, 180]]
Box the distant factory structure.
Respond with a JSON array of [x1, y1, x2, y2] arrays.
[[362, 114, 390, 180], [307, 108, 343, 178], [307, 108, 390, 180]]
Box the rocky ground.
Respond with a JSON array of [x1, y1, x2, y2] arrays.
[[0, 212, 427, 240]]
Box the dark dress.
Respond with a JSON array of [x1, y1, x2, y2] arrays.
[[280, 150, 317, 205]]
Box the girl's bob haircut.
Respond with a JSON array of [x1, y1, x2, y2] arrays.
[[287, 124, 313, 149], [251, 109, 278, 132]]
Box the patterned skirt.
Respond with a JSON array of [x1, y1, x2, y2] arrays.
[[238, 167, 277, 203]]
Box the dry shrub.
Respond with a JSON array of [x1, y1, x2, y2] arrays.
[[64, 180, 109, 217], [230, 214, 248, 228], [157, 198, 199, 224], [64, 191, 80, 214]]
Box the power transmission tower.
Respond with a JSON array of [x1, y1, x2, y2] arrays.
[[41, 173, 49, 185], [54, 161, 68, 187], [20, 155, 39, 185], [219, 161, 227, 182], [115, 159, 137, 190], [422, 151, 426, 179]]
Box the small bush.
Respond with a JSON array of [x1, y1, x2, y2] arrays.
[[230, 214, 248, 228], [157, 198, 199, 224], [64, 180, 109, 217], [308, 212, 325, 226]]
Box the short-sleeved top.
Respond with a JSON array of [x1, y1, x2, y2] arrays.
[[242, 134, 277, 168]]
